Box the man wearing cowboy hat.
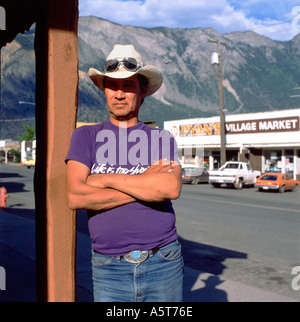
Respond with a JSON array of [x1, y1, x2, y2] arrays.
[[65, 44, 183, 302]]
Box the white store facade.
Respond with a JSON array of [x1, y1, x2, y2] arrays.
[[164, 108, 300, 180]]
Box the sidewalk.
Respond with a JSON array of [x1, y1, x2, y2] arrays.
[[0, 208, 298, 302]]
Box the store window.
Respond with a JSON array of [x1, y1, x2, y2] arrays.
[[285, 149, 294, 175], [297, 150, 300, 176], [264, 150, 282, 172], [203, 152, 210, 169], [226, 150, 239, 162], [212, 151, 220, 169], [181, 147, 204, 167]]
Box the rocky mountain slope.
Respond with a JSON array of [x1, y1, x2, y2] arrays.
[[1, 16, 300, 139]]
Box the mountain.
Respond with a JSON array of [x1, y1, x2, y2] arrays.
[[1, 16, 300, 140]]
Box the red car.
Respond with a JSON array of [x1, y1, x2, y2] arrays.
[[255, 172, 300, 193]]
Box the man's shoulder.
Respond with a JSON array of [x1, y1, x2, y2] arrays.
[[140, 123, 169, 134], [73, 122, 109, 135], [140, 123, 174, 140]]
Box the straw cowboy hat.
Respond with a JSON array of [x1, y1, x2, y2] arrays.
[[88, 44, 163, 97]]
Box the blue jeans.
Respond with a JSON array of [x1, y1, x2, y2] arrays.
[[91, 240, 184, 302]]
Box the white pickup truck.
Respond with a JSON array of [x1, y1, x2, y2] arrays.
[[209, 161, 261, 189]]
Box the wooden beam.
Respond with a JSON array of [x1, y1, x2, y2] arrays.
[[34, 0, 78, 302]]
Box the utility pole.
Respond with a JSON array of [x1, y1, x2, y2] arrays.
[[0, 48, 2, 123], [209, 39, 226, 166]]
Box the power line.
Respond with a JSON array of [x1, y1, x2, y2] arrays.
[[244, 19, 300, 39], [0, 117, 35, 122], [249, 20, 292, 31]]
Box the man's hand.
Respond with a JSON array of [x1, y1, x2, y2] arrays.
[[100, 159, 181, 202], [142, 159, 177, 174]]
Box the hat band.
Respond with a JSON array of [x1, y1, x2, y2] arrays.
[[104, 57, 142, 73]]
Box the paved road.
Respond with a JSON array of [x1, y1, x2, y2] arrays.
[[0, 163, 35, 213], [174, 182, 300, 300], [1, 163, 299, 301]]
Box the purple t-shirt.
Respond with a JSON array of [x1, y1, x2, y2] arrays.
[[65, 120, 179, 256]]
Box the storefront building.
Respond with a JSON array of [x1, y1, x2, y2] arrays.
[[164, 108, 300, 180]]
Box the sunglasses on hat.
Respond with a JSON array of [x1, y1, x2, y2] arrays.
[[104, 57, 142, 73]]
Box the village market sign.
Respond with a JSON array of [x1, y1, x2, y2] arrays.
[[179, 116, 300, 137]]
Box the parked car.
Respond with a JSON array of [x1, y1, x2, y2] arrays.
[[209, 161, 261, 189], [182, 167, 209, 184], [23, 159, 35, 169], [255, 172, 300, 193]]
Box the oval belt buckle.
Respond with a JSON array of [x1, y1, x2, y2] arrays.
[[124, 250, 149, 264]]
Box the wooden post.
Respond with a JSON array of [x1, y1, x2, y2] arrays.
[[34, 0, 78, 302], [209, 39, 226, 166]]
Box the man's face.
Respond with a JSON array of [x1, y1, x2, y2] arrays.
[[104, 75, 146, 124]]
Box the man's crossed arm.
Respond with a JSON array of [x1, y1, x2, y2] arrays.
[[66, 159, 182, 211]]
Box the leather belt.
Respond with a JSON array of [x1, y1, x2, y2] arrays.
[[95, 247, 160, 264]]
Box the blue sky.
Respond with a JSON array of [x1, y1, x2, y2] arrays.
[[79, 0, 300, 41]]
